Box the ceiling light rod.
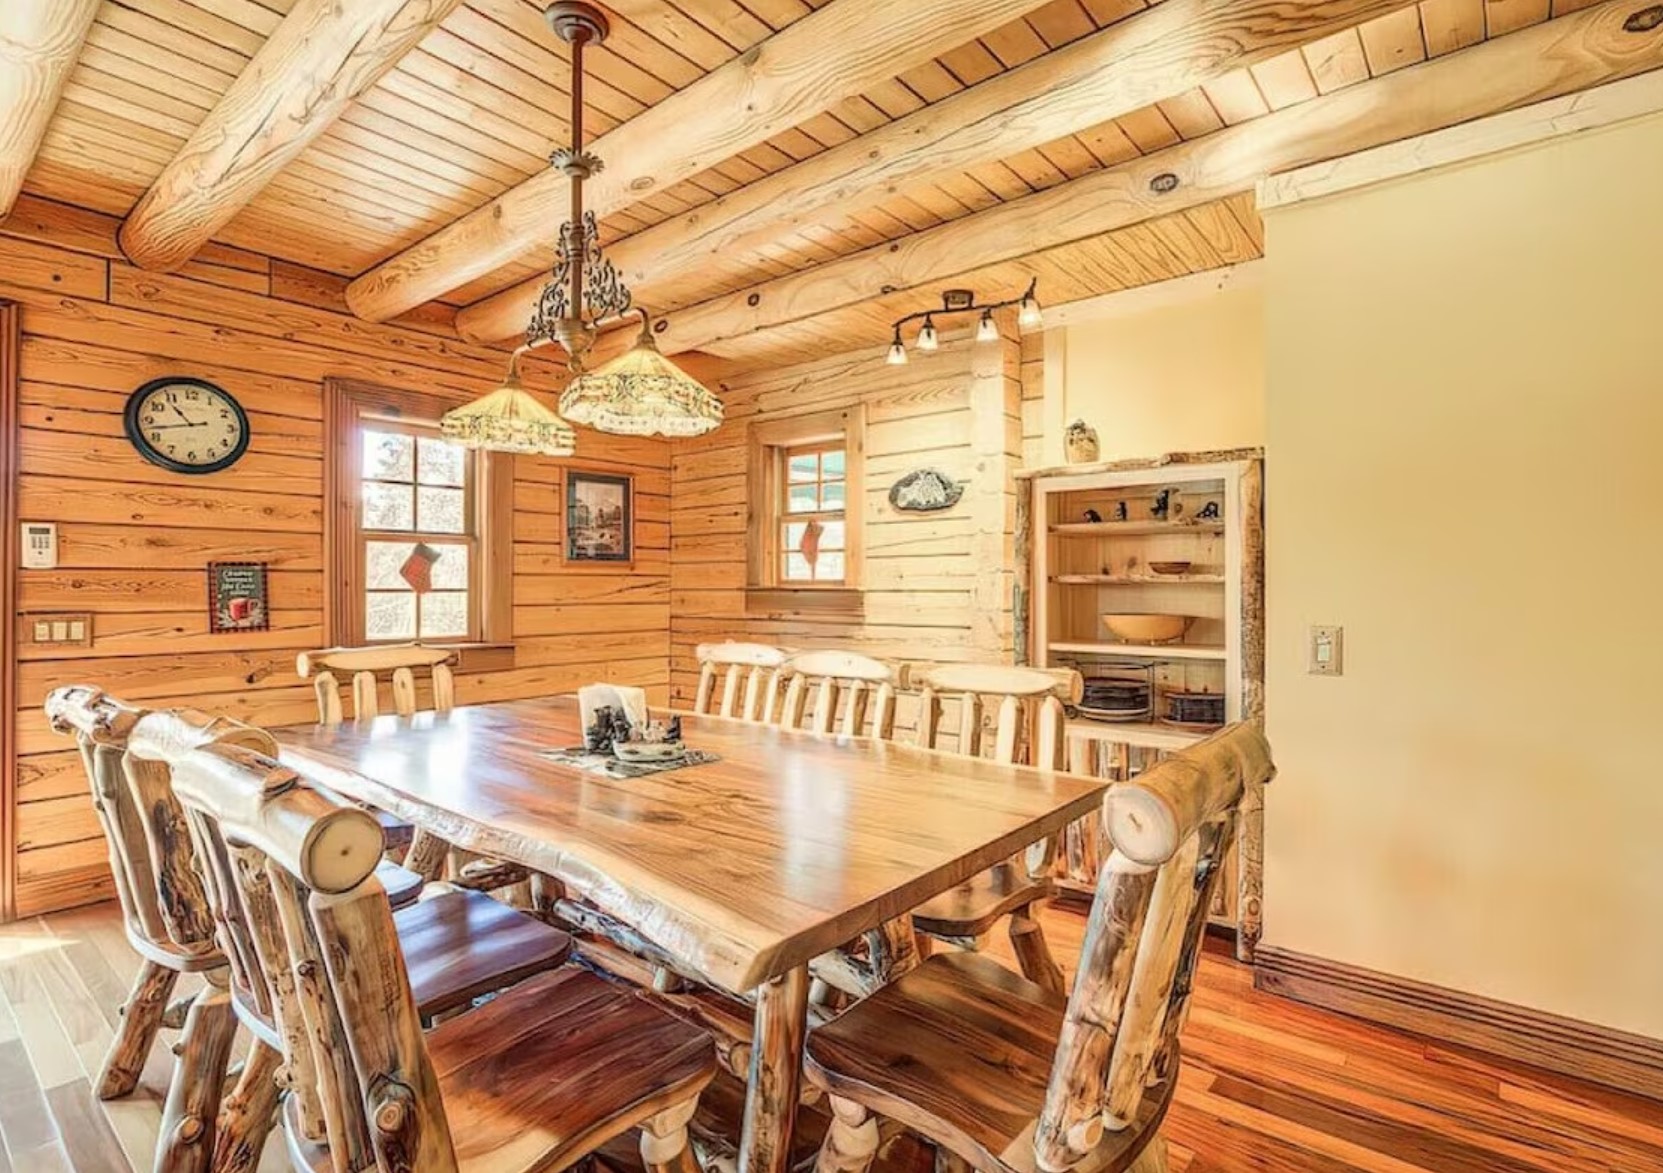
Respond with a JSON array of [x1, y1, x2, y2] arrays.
[[887, 278, 1043, 365]]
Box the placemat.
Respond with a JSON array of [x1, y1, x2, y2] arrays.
[[540, 746, 720, 780]]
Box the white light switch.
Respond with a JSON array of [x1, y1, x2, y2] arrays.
[[21, 523, 57, 569], [1309, 625, 1343, 676]]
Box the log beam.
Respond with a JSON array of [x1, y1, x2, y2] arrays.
[[0, 0, 100, 219], [117, 0, 463, 272], [343, 0, 1063, 323], [645, 0, 1663, 358], [453, 0, 1412, 344]]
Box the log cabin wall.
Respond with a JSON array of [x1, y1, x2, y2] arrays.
[[0, 195, 671, 920], [669, 317, 1047, 739]]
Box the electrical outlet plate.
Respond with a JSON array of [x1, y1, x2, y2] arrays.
[[1308, 624, 1343, 676]]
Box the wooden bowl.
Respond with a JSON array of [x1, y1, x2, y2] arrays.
[[1100, 613, 1193, 644], [1147, 560, 1192, 576]]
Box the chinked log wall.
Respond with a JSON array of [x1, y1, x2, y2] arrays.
[[0, 194, 672, 918], [669, 318, 1046, 737]]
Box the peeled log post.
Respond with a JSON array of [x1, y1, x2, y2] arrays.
[[212, 1040, 285, 1173], [741, 966, 811, 1173], [96, 960, 178, 1100], [157, 975, 238, 1173]]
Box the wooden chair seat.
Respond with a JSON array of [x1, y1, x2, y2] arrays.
[[397, 889, 574, 1017], [377, 859, 425, 910], [284, 966, 717, 1173], [375, 808, 416, 854], [908, 864, 1054, 941], [804, 953, 1174, 1173]]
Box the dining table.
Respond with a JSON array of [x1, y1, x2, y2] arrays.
[[273, 695, 1108, 1173]]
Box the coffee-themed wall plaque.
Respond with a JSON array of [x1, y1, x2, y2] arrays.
[[208, 561, 270, 632]]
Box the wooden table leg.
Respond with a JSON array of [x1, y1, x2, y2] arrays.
[[739, 966, 810, 1173]]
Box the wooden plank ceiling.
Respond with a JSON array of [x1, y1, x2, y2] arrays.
[[7, 0, 1626, 369]]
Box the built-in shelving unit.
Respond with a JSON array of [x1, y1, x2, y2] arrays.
[[1016, 451, 1266, 960]]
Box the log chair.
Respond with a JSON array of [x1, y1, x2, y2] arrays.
[[804, 724, 1275, 1173], [774, 651, 917, 1004], [907, 664, 1083, 994], [297, 642, 531, 896], [693, 641, 791, 723], [166, 737, 717, 1173]]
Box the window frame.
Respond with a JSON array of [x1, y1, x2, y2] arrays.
[[777, 441, 849, 586], [747, 404, 865, 609], [324, 380, 513, 657]]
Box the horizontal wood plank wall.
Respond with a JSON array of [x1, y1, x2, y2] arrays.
[[670, 323, 1025, 741], [0, 194, 670, 919]]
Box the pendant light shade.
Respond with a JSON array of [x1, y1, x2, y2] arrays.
[[559, 314, 724, 438], [441, 349, 576, 456]]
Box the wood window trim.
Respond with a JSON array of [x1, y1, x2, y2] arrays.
[[323, 380, 513, 668], [746, 405, 865, 616], [0, 301, 18, 922]]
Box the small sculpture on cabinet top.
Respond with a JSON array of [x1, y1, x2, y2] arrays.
[[1196, 500, 1221, 521], [1151, 489, 1173, 520], [1064, 419, 1099, 464], [1082, 508, 1102, 523], [1113, 501, 1128, 522]]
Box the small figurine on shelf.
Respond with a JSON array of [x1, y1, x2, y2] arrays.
[[1113, 501, 1128, 522], [1083, 507, 1102, 523], [1196, 501, 1221, 521], [1151, 489, 1173, 520]]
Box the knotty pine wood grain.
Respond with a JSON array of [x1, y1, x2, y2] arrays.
[[0, 201, 671, 918]]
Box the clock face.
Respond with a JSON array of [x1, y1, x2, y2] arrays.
[[124, 378, 250, 474]]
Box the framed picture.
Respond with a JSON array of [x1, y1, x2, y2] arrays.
[[565, 470, 633, 564], [208, 561, 270, 632]]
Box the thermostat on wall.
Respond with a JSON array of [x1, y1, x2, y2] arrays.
[[21, 523, 57, 569]]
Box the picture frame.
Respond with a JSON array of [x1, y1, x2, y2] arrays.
[[564, 470, 633, 564], [208, 561, 270, 632]]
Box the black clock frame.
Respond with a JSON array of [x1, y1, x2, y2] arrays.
[[123, 376, 251, 475]]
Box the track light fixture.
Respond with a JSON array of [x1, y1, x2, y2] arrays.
[[886, 278, 1042, 360]]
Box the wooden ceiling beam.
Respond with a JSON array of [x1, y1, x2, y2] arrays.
[[643, 0, 1663, 358], [342, 0, 1066, 324], [453, 0, 1413, 345], [0, 0, 100, 219], [117, 0, 463, 273]]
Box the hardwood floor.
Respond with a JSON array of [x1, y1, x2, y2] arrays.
[[2, 901, 1661, 1173]]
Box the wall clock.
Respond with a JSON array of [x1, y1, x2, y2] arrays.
[[124, 377, 250, 474]]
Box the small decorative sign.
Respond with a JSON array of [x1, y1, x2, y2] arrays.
[[208, 561, 269, 632], [888, 468, 964, 512], [565, 470, 633, 563]]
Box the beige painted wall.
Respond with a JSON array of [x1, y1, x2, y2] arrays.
[[1055, 277, 1265, 459], [1263, 111, 1663, 1037]]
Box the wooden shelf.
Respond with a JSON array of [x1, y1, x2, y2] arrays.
[[1049, 521, 1225, 537], [1063, 719, 1209, 751], [1049, 641, 1228, 661], [1051, 574, 1225, 585]]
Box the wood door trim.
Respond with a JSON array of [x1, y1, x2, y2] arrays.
[[1, 301, 20, 922], [1254, 946, 1663, 1103]]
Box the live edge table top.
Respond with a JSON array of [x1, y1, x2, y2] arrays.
[[273, 696, 1107, 993]]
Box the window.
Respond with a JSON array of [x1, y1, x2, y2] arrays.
[[324, 381, 512, 653], [747, 405, 864, 606], [780, 443, 847, 584], [359, 424, 475, 641]]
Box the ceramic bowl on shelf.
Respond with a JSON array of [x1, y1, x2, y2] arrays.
[[1147, 560, 1193, 576], [1100, 613, 1194, 644]]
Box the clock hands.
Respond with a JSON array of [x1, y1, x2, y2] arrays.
[[147, 422, 208, 430]]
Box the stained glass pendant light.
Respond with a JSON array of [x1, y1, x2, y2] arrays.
[[561, 309, 724, 437], [441, 346, 576, 456]]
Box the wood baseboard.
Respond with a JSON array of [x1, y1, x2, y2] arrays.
[[1254, 946, 1663, 1103]]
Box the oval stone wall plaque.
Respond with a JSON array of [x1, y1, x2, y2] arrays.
[[889, 468, 964, 512]]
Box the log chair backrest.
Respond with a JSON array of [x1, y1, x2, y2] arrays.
[[44, 685, 199, 955], [910, 664, 1082, 766], [168, 737, 432, 1173], [1032, 723, 1274, 1173], [693, 642, 790, 723], [777, 650, 904, 739], [297, 643, 458, 724], [126, 711, 289, 1030]]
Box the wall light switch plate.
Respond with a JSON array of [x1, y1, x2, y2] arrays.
[[21, 522, 57, 569], [1308, 625, 1343, 676], [20, 612, 93, 647]]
